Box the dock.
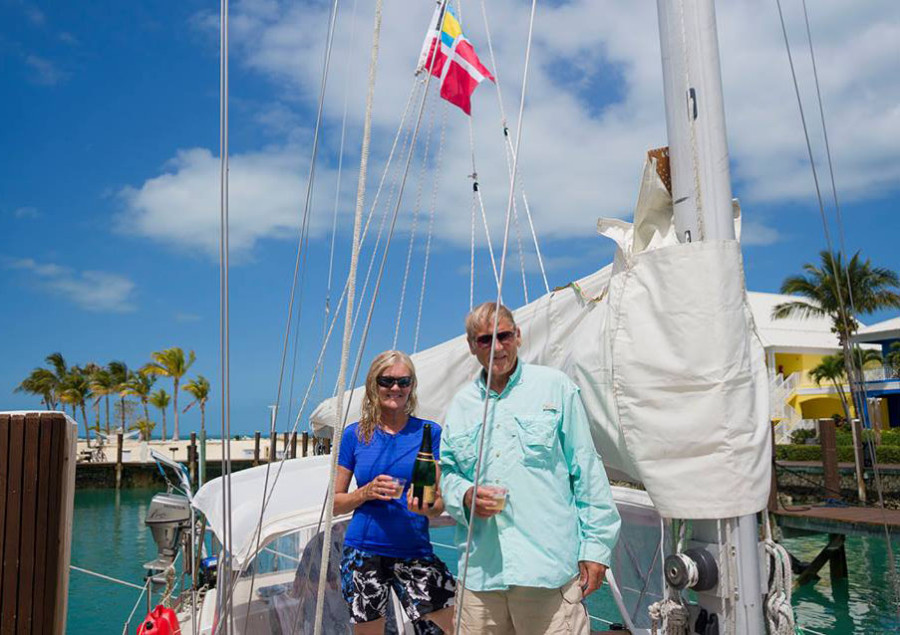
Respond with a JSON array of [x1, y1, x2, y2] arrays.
[[774, 504, 900, 538]]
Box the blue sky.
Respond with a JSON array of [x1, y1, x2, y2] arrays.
[[2, 0, 898, 437]]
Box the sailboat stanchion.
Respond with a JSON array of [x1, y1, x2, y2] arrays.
[[657, 0, 765, 632]]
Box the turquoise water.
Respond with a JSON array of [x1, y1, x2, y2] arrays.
[[68, 489, 900, 634]]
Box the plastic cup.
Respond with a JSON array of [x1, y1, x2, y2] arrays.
[[484, 485, 508, 511], [390, 476, 407, 499]]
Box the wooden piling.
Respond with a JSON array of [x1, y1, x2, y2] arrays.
[[301, 432, 309, 458], [189, 432, 197, 486], [115, 432, 124, 490], [290, 432, 297, 459], [323, 437, 331, 455], [819, 418, 841, 501], [1, 412, 76, 633], [269, 431, 277, 463], [253, 432, 261, 466], [282, 432, 290, 459], [768, 422, 779, 512]]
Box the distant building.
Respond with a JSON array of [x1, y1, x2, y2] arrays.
[[852, 317, 900, 428], [746, 292, 888, 442]]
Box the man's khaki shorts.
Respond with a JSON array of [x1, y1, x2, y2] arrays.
[[456, 577, 589, 635]]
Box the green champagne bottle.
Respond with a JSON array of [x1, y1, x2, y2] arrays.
[[412, 423, 436, 509]]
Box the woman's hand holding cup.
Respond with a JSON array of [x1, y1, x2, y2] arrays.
[[364, 474, 399, 501]]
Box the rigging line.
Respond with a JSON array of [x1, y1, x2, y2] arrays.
[[467, 118, 500, 287], [414, 101, 449, 353], [216, 0, 233, 632], [223, 79, 424, 612], [455, 0, 538, 629], [70, 565, 145, 591], [394, 86, 438, 349], [477, 0, 550, 295], [798, 5, 896, 581], [773, 0, 872, 515], [316, 9, 453, 630], [313, 0, 385, 631], [469, 183, 476, 310], [238, 0, 343, 618], [325, 0, 361, 340]]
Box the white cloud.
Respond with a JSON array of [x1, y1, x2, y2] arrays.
[[119, 0, 900, 259], [25, 54, 67, 86], [12, 206, 40, 219], [741, 221, 782, 247], [7, 258, 137, 313]]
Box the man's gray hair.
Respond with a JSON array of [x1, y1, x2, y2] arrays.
[[465, 301, 517, 340]]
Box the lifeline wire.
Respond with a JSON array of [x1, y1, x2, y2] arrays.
[[455, 0, 539, 629]]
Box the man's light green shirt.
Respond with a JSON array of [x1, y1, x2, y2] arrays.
[[440, 362, 621, 591]]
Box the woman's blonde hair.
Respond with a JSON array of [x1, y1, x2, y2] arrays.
[[358, 350, 418, 444]]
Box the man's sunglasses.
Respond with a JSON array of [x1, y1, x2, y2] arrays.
[[376, 375, 413, 388], [473, 330, 516, 349]]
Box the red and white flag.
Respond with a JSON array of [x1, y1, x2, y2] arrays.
[[417, 4, 494, 115]]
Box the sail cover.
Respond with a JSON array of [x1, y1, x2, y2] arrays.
[[310, 157, 771, 519]]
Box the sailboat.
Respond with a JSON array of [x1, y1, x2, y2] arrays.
[[131, 1, 792, 633]]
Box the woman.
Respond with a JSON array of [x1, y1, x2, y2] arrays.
[[334, 350, 456, 634]]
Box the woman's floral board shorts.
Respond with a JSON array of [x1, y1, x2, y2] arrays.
[[340, 545, 456, 625]]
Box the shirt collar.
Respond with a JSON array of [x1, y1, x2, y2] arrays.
[[476, 359, 523, 399]]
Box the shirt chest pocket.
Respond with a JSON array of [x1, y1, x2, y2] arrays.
[[447, 425, 482, 477], [515, 412, 560, 468]]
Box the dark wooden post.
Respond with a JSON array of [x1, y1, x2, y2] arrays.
[[188, 433, 197, 486], [269, 431, 277, 463], [820, 418, 841, 502], [768, 422, 779, 512], [282, 432, 290, 459], [323, 437, 332, 455], [301, 432, 309, 458], [253, 432, 261, 467], [290, 432, 298, 459], [116, 432, 124, 490]]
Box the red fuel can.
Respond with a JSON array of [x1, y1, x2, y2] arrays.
[[137, 605, 181, 635]]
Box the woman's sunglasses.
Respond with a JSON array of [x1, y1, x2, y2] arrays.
[[376, 375, 413, 388], [473, 330, 516, 349]]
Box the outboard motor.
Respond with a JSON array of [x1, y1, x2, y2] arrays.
[[143, 492, 191, 571]]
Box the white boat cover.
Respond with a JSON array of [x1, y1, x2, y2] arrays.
[[310, 157, 771, 519], [192, 455, 349, 570]]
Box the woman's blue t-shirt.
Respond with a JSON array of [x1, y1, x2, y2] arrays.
[[338, 417, 441, 559]]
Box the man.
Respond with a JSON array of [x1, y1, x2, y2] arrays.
[[440, 301, 621, 634]]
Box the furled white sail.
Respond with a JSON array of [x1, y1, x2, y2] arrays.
[[310, 156, 771, 520]]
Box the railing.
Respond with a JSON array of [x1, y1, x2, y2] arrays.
[[862, 366, 900, 382], [773, 418, 817, 445]]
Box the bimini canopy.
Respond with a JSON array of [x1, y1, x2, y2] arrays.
[[311, 155, 771, 520], [192, 456, 349, 570]]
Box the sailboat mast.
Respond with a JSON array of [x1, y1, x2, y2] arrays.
[[656, 1, 764, 633], [657, 0, 735, 243]]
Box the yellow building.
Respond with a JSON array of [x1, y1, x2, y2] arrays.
[[746, 292, 881, 441]]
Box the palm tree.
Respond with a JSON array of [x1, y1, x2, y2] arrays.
[[17, 352, 70, 411], [15, 368, 59, 409], [107, 361, 130, 434], [886, 342, 900, 376], [130, 417, 156, 442], [142, 348, 195, 441], [123, 372, 156, 423], [89, 367, 116, 435], [773, 251, 900, 347], [149, 389, 170, 442], [809, 354, 852, 422], [183, 375, 211, 433], [774, 250, 900, 426], [60, 366, 93, 445]]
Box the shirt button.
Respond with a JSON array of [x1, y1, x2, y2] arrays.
[[495, 451, 501, 457]]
